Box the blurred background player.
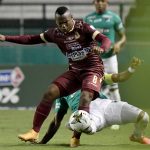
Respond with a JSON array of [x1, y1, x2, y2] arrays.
[[84, 0, 126, 130], [37, 57, 141, 147], [0, 6, 111, 142]]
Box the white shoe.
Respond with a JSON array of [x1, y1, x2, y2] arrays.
[[110, 125, 120, 130]]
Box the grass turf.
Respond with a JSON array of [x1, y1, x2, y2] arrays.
[[0, 109, 150, 150]]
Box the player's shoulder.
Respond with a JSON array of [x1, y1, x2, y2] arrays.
[[106, 10, 121, 20], [106, 10, 118, 15], [84, 12, 97, 19]]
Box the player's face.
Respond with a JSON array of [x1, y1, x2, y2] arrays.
[[93, 0, 108, 13], [55, 12, 74, 33]]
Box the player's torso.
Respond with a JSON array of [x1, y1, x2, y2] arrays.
[[85, 11, 118, 59], [51, 20, 103, 71], [85, 11, 116, 43], [53, 20, 95, 60]]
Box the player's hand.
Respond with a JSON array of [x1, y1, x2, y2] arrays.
[[92, 46, 104, 55], [130, 57, 143, 69], [0, 34, 6, 41], [112, 42, 121, 54]]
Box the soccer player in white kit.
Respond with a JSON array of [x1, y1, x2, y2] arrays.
[[68, 98, 150, 145]]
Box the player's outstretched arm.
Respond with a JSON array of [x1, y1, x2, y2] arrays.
[[111, 57, 142, 83], [104, 57, 142, 84], [0, 33, 44, 44]]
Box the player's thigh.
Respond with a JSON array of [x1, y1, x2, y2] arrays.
[[104, 101, 125, 125], [53, 70, 81, 96], [102, 55, 118, 73], [81, 72, 103, 93], [121, 102, 142, 123]]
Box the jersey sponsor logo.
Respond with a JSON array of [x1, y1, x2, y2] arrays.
[[93, 18, 102, 23], [66, 47, 91, 61], [66, 42, 82, 51]]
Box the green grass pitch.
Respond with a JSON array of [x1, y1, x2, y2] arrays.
[[0, 109, 150, 150]]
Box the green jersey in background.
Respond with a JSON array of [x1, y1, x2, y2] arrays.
[[84, 10, 125, 58]]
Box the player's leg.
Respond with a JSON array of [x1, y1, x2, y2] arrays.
[[70, 72, 103, 147], [39, 98, 68, 144], [105, 101, 150, 144], [102, 55, 121, 100], [18, 83, 60, 142], [103, 55, 121, 130], [18, 70, 79, 142], [121, 103, 150, 144], [70, 90, 94, 148]]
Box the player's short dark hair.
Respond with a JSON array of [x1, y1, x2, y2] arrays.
[[55, 6, 69, 15]]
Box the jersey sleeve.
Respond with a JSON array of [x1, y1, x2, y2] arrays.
[[83, 22, 101, 40], [40, 28, 55, 43], [113, 14, 125, 32], [104, 73, 113, 85]]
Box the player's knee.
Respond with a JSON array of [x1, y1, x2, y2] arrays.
[[44, 84, 60, 100], [137, 111, 149, 124]]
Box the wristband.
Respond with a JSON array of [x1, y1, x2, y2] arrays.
[[128, 67, 135, 73]]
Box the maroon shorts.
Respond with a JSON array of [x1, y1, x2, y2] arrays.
[[53, 69, 103, 97]]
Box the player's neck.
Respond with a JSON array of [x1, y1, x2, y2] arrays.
[[96, 9, 107, 15]]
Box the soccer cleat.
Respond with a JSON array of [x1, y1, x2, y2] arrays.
[[110, 125, 120, 130], [130, 134, 150, 144], [18, 129, 39, 142], [70, 137, 80, 147]]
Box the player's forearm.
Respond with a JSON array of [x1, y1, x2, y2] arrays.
[[118, 32, 126, 47], [5, 35, 44, 44], [95, 33, 111, 52], [112, 71, 133, 83]]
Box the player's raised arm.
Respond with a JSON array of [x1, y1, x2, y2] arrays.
[[104, 57, 142, 84]]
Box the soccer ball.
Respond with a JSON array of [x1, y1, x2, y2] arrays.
[[68, 110, 91, 132]]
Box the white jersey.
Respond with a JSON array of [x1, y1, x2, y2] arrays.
[[89, 98, 142, 133]]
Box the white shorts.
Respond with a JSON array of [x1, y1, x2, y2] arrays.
[[102, 55, 118, 74], [90, 98, 143, 131]]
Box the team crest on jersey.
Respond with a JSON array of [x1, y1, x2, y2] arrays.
[[103, 15, 112, 22]]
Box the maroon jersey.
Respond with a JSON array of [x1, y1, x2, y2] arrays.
[[43, 20, 104, 73], [5, 19, 111, 95]]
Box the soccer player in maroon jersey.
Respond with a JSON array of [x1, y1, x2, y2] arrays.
[[0, 6, 111, 142]]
